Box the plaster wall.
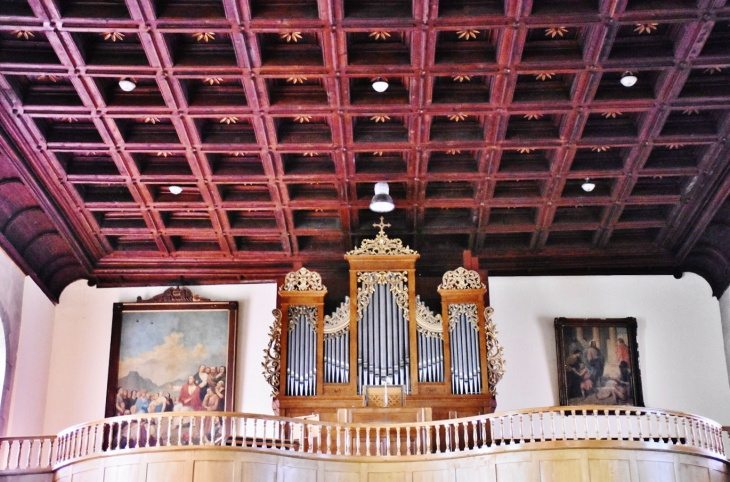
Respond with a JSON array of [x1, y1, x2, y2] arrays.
[[719, 288, 730, 388], [490, 273, 730, 426], [0, 248, 32, 435], [5, 277, 55, 435], [43, 281, 277, 434], [37, 272, 730, 434]]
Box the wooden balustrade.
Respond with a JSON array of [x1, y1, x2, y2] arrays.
[[0, 436, 57, 471], [2, 406, 724, 473], [53, 406, 726, 465]]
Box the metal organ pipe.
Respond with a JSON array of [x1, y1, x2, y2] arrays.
[[416, 297, 445, 384], [357, 278, 411, 394], [286, 307, 317, 397], [448, 304, 482, 395], [323, 298, 350, 385]]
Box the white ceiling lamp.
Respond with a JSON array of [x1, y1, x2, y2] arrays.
[[369, 182, 395, 213], [372, 77, 389, 93], [581, 179, 596, 192], [620, 71, 637, 87], [118, 78, 137, 92], [168, 185, 183, 195]]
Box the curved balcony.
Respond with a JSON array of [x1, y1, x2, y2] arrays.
[[1, 406, 728, 481]]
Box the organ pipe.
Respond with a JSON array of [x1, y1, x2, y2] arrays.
[[415, 296, 445, 383], [323, 297, 350, 384], [285, 306, 318, 396], [448, 303, 482, 395], [356, 272, 411, 394]]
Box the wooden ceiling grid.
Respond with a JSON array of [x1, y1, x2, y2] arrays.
[[1, 0, 730, 293]]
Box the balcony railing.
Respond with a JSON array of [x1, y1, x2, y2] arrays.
[[1, 405, 726, 473], [0, 436, 56, 472]]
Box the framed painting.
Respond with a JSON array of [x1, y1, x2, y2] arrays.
[[555, 317, 644, 407], [105, 287, 238, 417]]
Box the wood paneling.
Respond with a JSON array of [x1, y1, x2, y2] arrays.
[[193, 461, 234, 482], [588, 459, 631, 482], [52, 444, 730, 482], [637, 460, 675, 482], [242, 462, 276, 482], [145, 461, 185, 482], [2, 0, 730, 293]]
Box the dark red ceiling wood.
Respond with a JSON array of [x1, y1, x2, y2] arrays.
[[0, 0, 730, 295]]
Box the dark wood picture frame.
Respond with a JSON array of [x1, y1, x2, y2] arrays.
[[105, 288, 238, 417], [555, 317, 644, 407]]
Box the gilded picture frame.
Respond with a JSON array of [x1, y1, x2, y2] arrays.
[[555, 317, 644, 407], [105, 287, 238, 418]]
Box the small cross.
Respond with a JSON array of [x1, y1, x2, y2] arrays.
[[373, 217, 391, 235]]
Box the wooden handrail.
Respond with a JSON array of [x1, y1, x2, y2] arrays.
[[3, 406, 726, 472]]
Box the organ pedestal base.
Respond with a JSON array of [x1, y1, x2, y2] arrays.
[[337, 407, 432, 424]]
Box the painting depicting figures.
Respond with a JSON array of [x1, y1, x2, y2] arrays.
[[555, 318, 644, 407], [105, 292, 237, 418]]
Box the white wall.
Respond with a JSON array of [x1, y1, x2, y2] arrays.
[[719, 288, 730, 388], [0, 248, 35, 435], [43, 281, 277, 434], [36, 272, 730, 434], [5, 277, 55, 435], [490, 273, 730, 425]]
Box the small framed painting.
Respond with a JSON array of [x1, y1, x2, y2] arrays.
[[105, 287, 238, 417], [554, 317, 644, 407]]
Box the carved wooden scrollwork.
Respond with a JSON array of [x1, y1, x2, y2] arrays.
[[356, 271, 409, 320], [484, 306, 505, 396], [280, 267, 326, 292], [324, 297, 350, 339], [262, 309, 282, 398], [448, 303, 479, 331], [136, 286, 211, 303], [416, 295, 443, 339], [346, 218, 417, 256], [288, 305, 318, 331], [438, 267, 486, 291]]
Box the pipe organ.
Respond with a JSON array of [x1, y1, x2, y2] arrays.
[[263, 218, 505, 421]]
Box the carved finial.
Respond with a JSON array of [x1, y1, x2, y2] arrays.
[[373, 216, 391, 235]]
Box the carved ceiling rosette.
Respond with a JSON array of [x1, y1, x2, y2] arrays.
[[280, 267, 326, 292], [438, 267, 486, 290]]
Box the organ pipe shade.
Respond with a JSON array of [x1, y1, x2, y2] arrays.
[[448, 304, 482, 395], [285, 306, 318, 397], [416, 296, 445, 383], [324, 297, 350, 384]]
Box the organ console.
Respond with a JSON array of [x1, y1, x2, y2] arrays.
[[262, 218, 505, 422]]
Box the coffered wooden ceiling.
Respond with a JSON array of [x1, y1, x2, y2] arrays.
[[2, 0, 730, 301]]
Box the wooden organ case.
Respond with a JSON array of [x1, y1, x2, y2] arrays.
[[263, 219, 505, 422]]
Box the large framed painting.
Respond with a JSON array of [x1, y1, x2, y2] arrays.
[[105, 287, 238, 417], [555, 317, 644, 407]]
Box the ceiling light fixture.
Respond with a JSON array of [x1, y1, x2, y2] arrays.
[[169, 185, 183, 195], [369, 182, 395, 213], [118, 78, 136, 92], [372, 77, 389, 93], [620, 71, 637, 87], [581, 179, 596, 192]]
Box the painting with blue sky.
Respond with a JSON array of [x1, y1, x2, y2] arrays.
[[118, 310, 229, 390]]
